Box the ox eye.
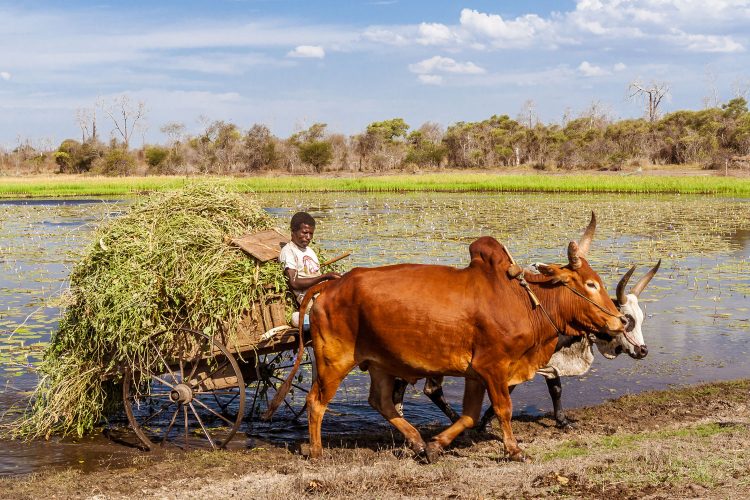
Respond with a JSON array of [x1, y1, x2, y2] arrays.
[[586, 280, 598, 290], [625, 314, 635, 332]]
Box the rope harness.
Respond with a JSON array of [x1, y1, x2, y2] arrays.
[[500, 244, 629, 344]]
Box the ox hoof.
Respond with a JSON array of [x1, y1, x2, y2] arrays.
[[556, 419, 577, 431], [394, 403, 404, 418], [425, 441, 443, 463], [408, 441, 426, 458], [508, 451, 528, 463]]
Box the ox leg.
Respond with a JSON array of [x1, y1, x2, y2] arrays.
[[425, 378, 485, 462], [485, 380, 525, 461], [424, 376, 460, 424], [307, 360, 353, 459], [545, 376, 573, 428], [368, 366, 427, 457], [392, 378, 408, 417], [477, 384, 516, 432]]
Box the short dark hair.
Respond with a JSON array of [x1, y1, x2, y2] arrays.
[[290, 211, 316, 231]]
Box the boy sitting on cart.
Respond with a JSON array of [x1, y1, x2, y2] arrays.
[[279, 211, 341, 330]]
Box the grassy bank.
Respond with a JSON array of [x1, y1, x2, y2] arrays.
[[2, 379, 748, 498], [1, 171, 749, 197]]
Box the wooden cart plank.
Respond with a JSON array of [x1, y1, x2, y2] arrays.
[[231, 229, 289, 262]]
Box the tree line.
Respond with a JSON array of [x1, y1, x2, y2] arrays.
[[2, 96, 750, 176]]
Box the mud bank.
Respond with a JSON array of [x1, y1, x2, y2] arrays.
[[1, 379, 748, 499]]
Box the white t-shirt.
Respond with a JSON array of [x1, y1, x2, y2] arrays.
[[279, 241, 321, 303]]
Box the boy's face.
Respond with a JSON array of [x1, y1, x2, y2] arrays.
[[291, 223, 315, 249]]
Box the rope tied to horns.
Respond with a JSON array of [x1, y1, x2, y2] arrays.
[[499, 243, 628, 346], [500, 243, 541, 308], [500, 243, 564, 335]]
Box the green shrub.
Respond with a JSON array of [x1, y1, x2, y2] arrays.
[[298, 141, 333, 171], [53, 151, 72, 173], [144, 145, 169, 168], [93, 149, 137, 176], [55, 139, 102, 173]]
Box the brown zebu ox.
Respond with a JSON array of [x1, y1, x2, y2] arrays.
[[291, 213, 625, 461], [393, 260, 661, 429]]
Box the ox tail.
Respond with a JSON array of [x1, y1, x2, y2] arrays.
[[261, 280, 333, 421]]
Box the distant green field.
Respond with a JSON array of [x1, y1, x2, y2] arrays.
[[0, 173, 748, 197]]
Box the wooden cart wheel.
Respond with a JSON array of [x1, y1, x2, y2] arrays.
[[245, 345, 315, 433], [123, 330, 245, 451]]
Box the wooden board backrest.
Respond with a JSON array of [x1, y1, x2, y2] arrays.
[[232, 228, 290, 262], [232, 295, 290, 349]]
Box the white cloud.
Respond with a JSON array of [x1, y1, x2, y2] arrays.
[[669, 31, 744, 52], [362, 27, 410, 45], [578, 61, 609, 76], [614, 62, 627, 71], [417, 22, 457, 45], [418, 74, 443, 85], [569, 0, 750, 36], [459, 9, 550, 46], [0, 72, 10, 81], [287, 45, 325, 58], [580, 0, 750, 25], [159, 53, 290, 74], [408, 56, 485, 75]]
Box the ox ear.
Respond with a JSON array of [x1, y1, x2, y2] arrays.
[[567, 241, 582, 270], [535, 264, 569, 284]]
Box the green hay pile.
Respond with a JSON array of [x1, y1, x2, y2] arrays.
[[15, 183, 293, 439]]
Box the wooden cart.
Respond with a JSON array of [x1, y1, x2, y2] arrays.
[[121, 230, 316, 451]]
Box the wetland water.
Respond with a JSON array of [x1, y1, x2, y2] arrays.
[[1, 192, 749, 475]]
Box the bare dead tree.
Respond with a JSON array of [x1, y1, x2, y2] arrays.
[[628, 80, 670, 122], [75, 106, 98, 143], [580, 100, 611, 130], [517, 99, 538, 128], [731, 77, 750, 99], [136, 121, 149, 148], [102, 95, 146, 149], [561, 107, 573, 127], [702, 67, 720, 109], [416, 122, 444, 143], [160, 122, 186, 146]]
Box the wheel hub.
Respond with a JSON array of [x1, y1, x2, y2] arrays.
[[170, 383, 193, 403]]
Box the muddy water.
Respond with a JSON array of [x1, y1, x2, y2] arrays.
[[1, 193, 748, 475]]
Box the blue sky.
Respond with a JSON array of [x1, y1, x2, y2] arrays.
[[1, 1, 749, 148]]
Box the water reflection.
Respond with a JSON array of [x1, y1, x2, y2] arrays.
[[729, 228, 750, 255]]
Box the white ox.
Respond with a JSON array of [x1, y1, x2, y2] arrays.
[[525, 259, 660, 427], [393, 260, 661, 428]]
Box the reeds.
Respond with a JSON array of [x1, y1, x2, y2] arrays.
[[0, 173, 748, 197]]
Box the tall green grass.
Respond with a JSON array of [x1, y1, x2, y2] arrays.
[[1, 173, 749, 197]]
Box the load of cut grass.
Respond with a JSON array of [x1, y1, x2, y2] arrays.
[[13, 183, 295, 439]]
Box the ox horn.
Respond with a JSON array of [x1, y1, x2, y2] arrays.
[[631, 259, 661, 297], [616, 265, 637, 304], [577, 211, 596, 257], [568, 241, 582, 269]]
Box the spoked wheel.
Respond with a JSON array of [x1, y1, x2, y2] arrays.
[[246, 345, 315, 433], [123, 329, 245, 451]]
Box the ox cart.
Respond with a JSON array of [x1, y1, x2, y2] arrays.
[[121, 301, 313, 451], [120, 230, 321, 451]]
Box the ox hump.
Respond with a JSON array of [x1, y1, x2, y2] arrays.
[[469, 236, 512, 273]]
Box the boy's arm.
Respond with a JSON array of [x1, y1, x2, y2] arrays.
[[284, 268, 341, 292]]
